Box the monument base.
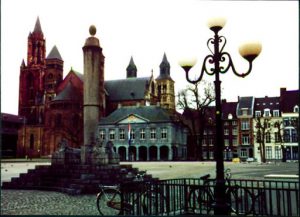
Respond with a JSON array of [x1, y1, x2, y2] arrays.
[[2, 163, 156, 194], [2, 140, 146, 194]]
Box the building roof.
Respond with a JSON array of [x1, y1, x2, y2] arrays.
[[104, 77, 150, 101], [52, 81, 81, 102], [98, 105, 174, 125], [46, 45, 63, 60], [222, 101, 238, 119], [237, 96, 254, 116], [1, 113, 24, 123], [254, 96, 280, 112], [280, 89, 299, 113]]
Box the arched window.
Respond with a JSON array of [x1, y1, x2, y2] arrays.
[[55, 114, 62, 127], [294, 105, 299, 113], [46, 73, 53, 81], [27, 73, 34, 87], [30, 134, 34, 149], [72, 114, 80, 127], [151, 82, 155, 95]]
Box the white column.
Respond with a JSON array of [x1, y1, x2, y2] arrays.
[[147, 147, 150, 161], [168, 146, 173, 160], [126, 147, 129, 161], [136, 146, 139, 161]]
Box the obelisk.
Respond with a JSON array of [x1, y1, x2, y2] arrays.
[[81, 25, 105, 164]]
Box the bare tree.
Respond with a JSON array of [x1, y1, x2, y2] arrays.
[[254, 117, 272, 163], [177, 80, 215, 160], [273, 121, 286, 162]]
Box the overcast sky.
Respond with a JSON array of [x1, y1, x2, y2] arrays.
[[1, 0, 299, 115]]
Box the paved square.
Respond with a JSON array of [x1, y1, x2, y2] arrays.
[[1, 161, 298, 215]]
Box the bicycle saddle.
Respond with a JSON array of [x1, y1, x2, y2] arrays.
[[200, 174, 211, 180]]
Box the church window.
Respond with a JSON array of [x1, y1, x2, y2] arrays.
[[162, 85, 167, 93], [55, 114, 62, 127], [46, 73, 53, 81], [30, 134, 34, 149], [27, 73, 34, 87], [151, 83, 155, 95], [72, 114, 79, 127]]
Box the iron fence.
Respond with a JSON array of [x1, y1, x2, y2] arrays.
[[120, 178, 299, 216]]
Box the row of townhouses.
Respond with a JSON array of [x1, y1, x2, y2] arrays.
[[183, 87, 298, 162]]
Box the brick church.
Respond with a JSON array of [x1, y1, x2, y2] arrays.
[[17, 17, 178, 158]]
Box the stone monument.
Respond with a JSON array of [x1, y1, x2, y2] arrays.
[[81, 25, 114, 165]]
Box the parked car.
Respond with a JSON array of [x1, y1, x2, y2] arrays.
[[246, 157, 256, 163]]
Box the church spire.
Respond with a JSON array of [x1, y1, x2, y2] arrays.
[[27, 17, 46, 65], [159, 52, 171, 78], [20, 59, 26, 68], [126, 56, 137, 78], [33, 17, 43, 34]]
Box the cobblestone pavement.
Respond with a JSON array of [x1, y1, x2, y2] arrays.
[[1, 161, 298, 215], [1, 190, 99, 215]]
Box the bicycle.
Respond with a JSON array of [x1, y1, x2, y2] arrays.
[[96, 170, 165, 215], [188, 168, 252, 215]]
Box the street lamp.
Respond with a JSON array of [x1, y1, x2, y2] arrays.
[[179, 17, 261, 215]]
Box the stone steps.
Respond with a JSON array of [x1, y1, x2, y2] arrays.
[[2, 163, 158, 195]]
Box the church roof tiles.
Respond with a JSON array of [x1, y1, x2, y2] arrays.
[[104, 77, 151, 101]]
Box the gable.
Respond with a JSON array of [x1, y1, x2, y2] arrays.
[[56, 70, 83, 94], [118, 114, 148, 124]]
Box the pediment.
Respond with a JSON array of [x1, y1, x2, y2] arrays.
[[118, 114, 148, 124]]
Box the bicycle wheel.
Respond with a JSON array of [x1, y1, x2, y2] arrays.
[[142, 190, 165, 215], [227, 185, 252, 215], [189, 188, 214, 214], [96, 189, 122, 215]]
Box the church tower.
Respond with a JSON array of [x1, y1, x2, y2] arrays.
[[156, 53, 175, 110], [45, 45, 64, 104], [126, 56, 137, 78], [19, 17, 46, 124]]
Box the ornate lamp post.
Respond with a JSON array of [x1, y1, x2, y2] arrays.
[[179, 17, 262, 215]]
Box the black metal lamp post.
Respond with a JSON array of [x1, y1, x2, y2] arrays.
[[179, 17, 261, 215]]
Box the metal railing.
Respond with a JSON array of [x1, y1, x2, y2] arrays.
[[120, 178, 299, 216]]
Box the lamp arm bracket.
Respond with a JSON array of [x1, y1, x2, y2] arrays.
[[207, 38, 215, 55], [220, 52, 253, 77], [219, 36, 227, 53], [185, 55, 214, 84]]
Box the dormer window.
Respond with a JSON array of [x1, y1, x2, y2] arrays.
[[255, 111, 261, 117], [264, 109, 271, 117], [273, 110, 280, 117], [241, 108, 248, 116], [294, 105, 299, 113]]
